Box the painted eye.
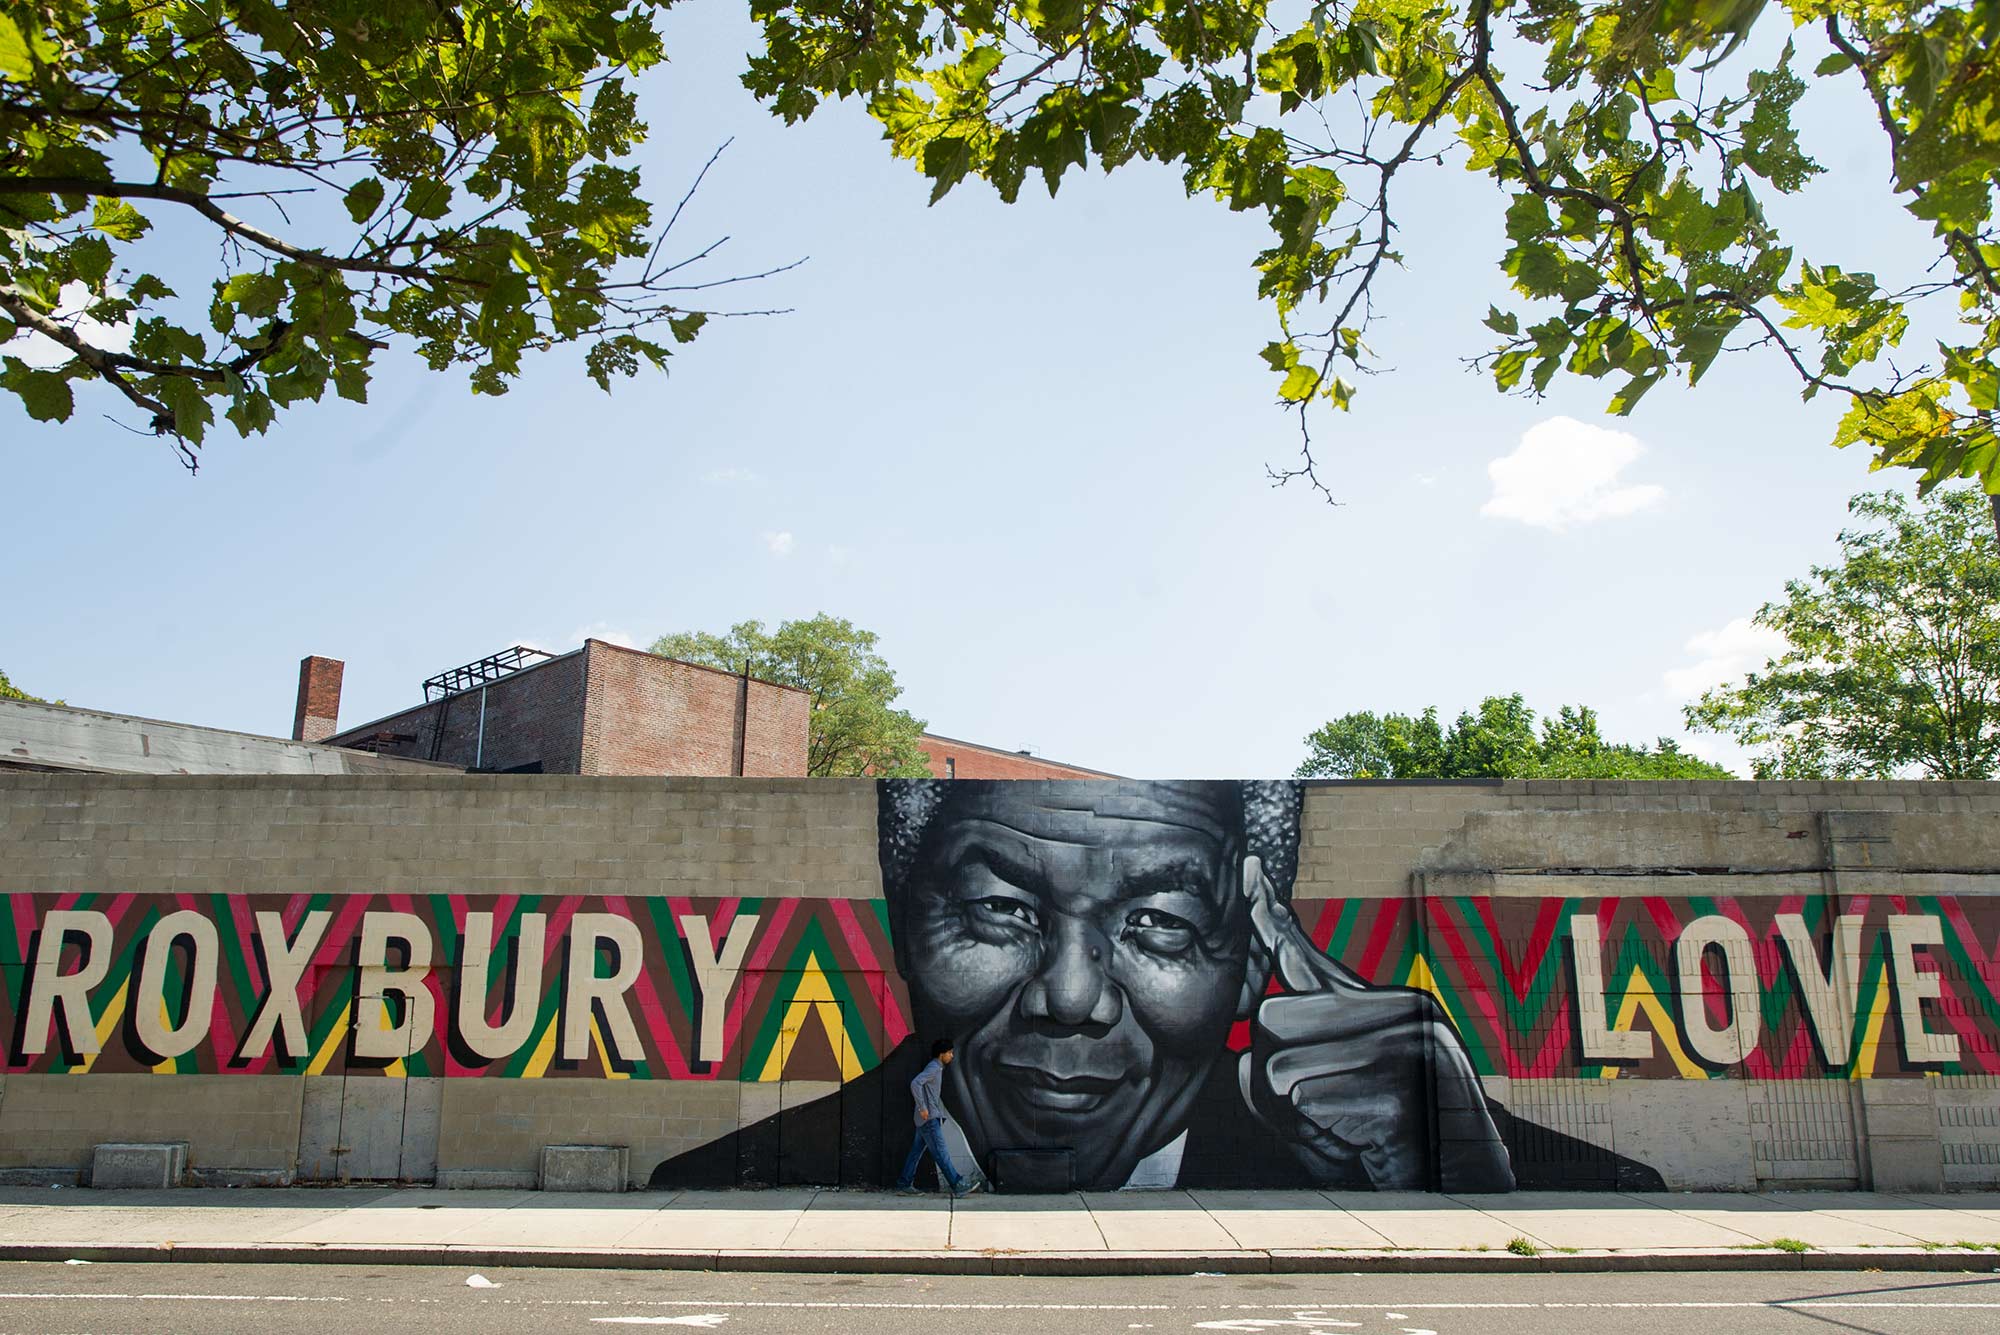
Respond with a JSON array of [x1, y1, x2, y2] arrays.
[[1125, 908, 1195, 955], [974, 896, 1041, 931]]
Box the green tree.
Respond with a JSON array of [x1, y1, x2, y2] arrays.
[[748, 0, 2000, 506], [0, 666, 46, 702], [649, 614, 932, 777], [0, 1, 765, 467], [1686, 486, 2000, 778], [1299, 693, 1732, 778]]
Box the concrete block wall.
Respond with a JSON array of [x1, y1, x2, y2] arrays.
[[1, 773, 1998, 1192]]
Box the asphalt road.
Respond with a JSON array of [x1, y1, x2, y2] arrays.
[[3, 1264, 2000, 1335]]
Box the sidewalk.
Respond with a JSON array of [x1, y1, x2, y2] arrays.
[[3, 1187, 2000, 1275]]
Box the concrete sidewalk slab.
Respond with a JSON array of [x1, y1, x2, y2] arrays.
[[274, 1190, 536, 1246], [948, 1194, 1105, 1252], [1757, 1192, 2000, 1246], [1621, 1193, 1917, 1249], [1188, 1190, 1392, 1249], [784, 1191, 952, 1250], [1319, 1191, 1524, 1249], [1452, 1192, 1760, 1250], [1081, 1192, 1238, 1250], [614, 1189, 813, 1251], [1, 1185, 1998, 1275]]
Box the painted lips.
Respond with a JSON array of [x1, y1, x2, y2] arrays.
[[993, 1061, 1125, 1113]]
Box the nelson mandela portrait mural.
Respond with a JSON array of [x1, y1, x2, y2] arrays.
[[654, 780, 1661, 1192]]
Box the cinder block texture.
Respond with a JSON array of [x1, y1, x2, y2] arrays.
[[541, 1144, 630, 1192], [0, 774, 883, 900], [0, 1075, 300, 1178], [89, 1142, 186, 1189], [440, 1079, 747, 1188]]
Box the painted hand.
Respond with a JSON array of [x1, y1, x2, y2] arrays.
[[1237, 857, 1514, 1191]]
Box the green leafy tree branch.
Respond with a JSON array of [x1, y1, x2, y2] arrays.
[[741, 0, 2000, 506], [1686, 486, 2000, 778], [0, 666, 51, 702], [0, 0, 792, 467], [1298, 692, 1733, 778]]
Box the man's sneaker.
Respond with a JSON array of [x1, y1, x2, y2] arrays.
[[951, 1178, 987, 1198], [894, 1186, 922, 1196]]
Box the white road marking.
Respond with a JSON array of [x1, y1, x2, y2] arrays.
[[2, 1294, 2000, 1313], [591, 1319, 729, 1328], [0, 1292, 346, 1302], [1194, 1319, 1359, 1332]]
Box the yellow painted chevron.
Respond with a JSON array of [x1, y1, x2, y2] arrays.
[[755, 955, 862, 1082], [306, 1000, 350, 1077], [592, 1015, 629, 1080], [1606, 965, 1707, 1080], [1404, 953, 1459, 1030], [75, 978, 129, 1075], [521, 1012, 559, 1079], [1851, 960, 1893, 1080]]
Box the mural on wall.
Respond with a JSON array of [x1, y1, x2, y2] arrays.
[[3, 778, 1994, 1190], [721, 779, 1539, 1192], [0, 891, 905, 1081]]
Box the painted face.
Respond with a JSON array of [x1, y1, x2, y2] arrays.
[[898, 783, 1249, 1188]]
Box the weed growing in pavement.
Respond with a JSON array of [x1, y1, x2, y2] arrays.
[[1768, 1238, 1811, 1253], [1505, 1237, 1539, 1257]]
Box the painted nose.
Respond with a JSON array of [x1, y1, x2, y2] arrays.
[[1018, 917, 1123, 1029]]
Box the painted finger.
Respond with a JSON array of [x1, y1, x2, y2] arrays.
[[1253, 988, 1436, 1048], [1260, 1036, 1422, 1100], [1243, 855, 1340, 994]]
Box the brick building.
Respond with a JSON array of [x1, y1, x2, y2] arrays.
[[915, 732, 1116, 780], [304, 640, 1118, 780], [316, 640, 810, 777]]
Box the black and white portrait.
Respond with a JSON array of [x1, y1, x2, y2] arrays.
[[652, 779, 1662, 1192]]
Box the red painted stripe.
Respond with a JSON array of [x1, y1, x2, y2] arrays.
[[600, 895, 689, 1078]]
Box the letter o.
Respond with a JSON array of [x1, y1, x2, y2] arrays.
[[1676, 915, 1760, 1068], [134, 910, 220, 1061]]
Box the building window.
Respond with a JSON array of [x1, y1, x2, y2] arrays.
[[945, 757, 955, 779]]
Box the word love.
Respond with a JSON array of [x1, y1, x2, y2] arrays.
[[20, 906, 757, 1067], [1568, 911, 1960, 1068]]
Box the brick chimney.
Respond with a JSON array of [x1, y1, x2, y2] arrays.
[[292, 656, 344, 743]]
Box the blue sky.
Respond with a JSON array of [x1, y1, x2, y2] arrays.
[[2, 12, 1945, 778]]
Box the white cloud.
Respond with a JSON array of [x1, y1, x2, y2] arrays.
[[763, 530, 795, 558], [4, 280, 135, 370], [1661, 616, 1788, 700], [1481, 416, 1665, 530], [703, 467, 762, 485]]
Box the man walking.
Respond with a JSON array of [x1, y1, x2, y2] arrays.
[[896, 1038, 983, 1196]]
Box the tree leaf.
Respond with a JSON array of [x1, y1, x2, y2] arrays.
[[343, 178, 385, 224], [1, 357, 75, 422], [90, 197, 150, 241]]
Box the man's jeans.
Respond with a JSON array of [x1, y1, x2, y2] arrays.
[[895, 1116, 966, 1192]]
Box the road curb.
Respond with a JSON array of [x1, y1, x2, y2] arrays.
[[3, 1242, 1999, 1275]]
